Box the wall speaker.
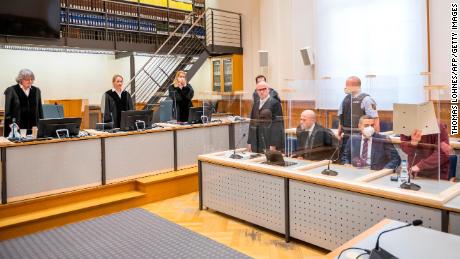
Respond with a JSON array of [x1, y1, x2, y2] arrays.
[[258, 50, 268, 67], [300, 47, 314, 66]]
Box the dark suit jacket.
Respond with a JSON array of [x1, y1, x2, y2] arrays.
[[341, 133, 401, 170], [294, 124, 338, 160], [247, 96, 285, 153], [4, 84, 43, 136]]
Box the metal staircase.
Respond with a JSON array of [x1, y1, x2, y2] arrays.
[[123, 11, 209, 110]]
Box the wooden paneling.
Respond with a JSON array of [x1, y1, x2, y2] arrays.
[[44, 99, 90, 129]]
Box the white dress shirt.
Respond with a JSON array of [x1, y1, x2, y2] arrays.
[[259, 96, 270, 109], [112, 88, 122, 98], [19, 84, 31, 97]]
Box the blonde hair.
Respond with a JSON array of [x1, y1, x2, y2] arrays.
[[173, 71, 186, 87], [112, 74, 123, 82]]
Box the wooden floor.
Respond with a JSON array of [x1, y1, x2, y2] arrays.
[[142, 192, 328, 259]]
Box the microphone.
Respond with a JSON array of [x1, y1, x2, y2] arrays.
[[230, 133, 247, 159], [400, 152, 421, 191], [321, 130, 341, 176], [370, 219, 423, 259]]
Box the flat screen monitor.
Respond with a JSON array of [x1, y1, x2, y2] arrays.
[[38, 117, 82, 138], [0, 0, 60, 38], [188, 106, 212, 124], [120, 110, 153, 131]]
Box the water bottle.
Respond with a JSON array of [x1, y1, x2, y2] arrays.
[[400, 159, 409, 183]]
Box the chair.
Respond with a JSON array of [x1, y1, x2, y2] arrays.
[[449, 155, 457, 179], [159, 99, 173, 122], [43, 104, 64, 119]]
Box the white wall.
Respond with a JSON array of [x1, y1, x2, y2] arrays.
[[0, 49, 131, 107], [205, 0, 261, 99], [430, 0, 459, 100]]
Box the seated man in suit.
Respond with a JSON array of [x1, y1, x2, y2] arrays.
[[292, 110, 338, 160], [342, 115, 400, 170]]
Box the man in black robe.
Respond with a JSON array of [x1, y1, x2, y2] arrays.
[[102, 75, 134, 128], [247, 82, 285, 153], [4, 69, 43, 137]]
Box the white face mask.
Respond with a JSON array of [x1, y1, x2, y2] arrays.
[[363, 126, 375, 138]]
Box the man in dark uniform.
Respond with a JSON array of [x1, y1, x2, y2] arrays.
[[4, 69, 43, 137], [337, 76, 379, 162], [102, 74, 134, 128], [247, 81, 285, 153]]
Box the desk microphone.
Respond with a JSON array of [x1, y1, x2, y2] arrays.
[[400, 152, 421, 191], [370, 219, 423, 259], [321, 131, 341, 176], [230, 133, 247, 159]]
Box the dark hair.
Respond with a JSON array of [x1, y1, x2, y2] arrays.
[[255, 75, 267, 83]]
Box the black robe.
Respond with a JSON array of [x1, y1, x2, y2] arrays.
[[168, 84, 194, 122], [247, 97, 285, 153], [102, 90, 134, 128], [4, 84, 43, 136]]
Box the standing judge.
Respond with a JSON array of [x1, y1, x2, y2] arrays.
[[247, 81, 285, 153], [102, 74, 134, 128], [4, 69, 43, 137], [168, 70, 194, 122]]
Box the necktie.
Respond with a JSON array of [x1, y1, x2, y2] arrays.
[[362, 138, 369, 165]]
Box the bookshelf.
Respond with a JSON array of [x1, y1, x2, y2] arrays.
[[57, 0, 205, 52]]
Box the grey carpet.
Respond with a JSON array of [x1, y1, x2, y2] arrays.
[[0, 208, 251, 259]]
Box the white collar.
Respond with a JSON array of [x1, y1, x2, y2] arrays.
[[19, 84, 31, 96], [306, 123, 315, 132], [260, 95, 270, 104], [112, 88, 122, 97]]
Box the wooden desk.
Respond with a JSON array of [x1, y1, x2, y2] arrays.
[[0, 121, 248, 204], [198, 151, 460, 250], [327, 219, 460, 259]]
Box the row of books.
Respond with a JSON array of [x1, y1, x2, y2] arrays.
[[139, 7, 168, 21], [62, 27, 158, 44], [61, 11, 159, 33], [61, 0, 104, 12]]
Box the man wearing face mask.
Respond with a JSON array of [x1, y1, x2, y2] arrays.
[[338, 76, 380, 163], [341, 115, 400, 170]]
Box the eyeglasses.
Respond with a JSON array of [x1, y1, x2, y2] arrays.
[[256, 88, 268, 92]]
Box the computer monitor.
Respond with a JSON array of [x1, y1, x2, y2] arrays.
[[120, 110, 153, 131], [188, 106, 212, 124], [37, 117, 82, 138]]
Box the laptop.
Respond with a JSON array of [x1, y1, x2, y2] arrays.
[[263, 150, 297, 167]]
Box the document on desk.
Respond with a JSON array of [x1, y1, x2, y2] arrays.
[[393, 101, 439, 136]]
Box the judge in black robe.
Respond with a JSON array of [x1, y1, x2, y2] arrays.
[[4, 69, 43, 137], [247, 82, 285, 153], [102, 75, 134, 128], [168, 71, 194, 122]]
